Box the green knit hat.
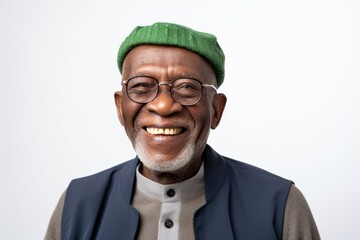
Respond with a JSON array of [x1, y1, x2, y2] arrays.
[[117, 22, 225, 87]]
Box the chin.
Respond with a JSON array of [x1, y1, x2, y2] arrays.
[[134, 138, 195, 173]]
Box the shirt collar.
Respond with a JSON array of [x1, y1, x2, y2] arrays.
[[135, 163, 205, 202]]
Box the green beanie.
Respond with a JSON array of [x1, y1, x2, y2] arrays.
[[117, 22, 225, 87]]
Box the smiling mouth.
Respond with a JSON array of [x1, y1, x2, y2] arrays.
[[145, 127, 184, 136]]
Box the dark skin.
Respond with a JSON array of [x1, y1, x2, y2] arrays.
[[114, 45, 226, 184]]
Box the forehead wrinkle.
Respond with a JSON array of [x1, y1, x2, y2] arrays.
[[125, 62, 215, 86], [161, 67, 200, 82], [126, 63, 200, 82], [123, 45, 216, 84]]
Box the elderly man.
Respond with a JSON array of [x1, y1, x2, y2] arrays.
[[45, 22, 320, 239]]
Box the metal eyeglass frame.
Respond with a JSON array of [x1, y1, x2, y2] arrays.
[[122, 76, 217, 106]]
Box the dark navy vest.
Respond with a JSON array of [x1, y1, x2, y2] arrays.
[[61, 145, 292, 240]]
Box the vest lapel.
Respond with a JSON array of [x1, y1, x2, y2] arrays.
[[93, 159, 140, 239], [194, 145, 235, 240]]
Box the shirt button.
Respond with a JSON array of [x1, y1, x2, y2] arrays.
[[164, 219, 174, 229], [166, 188, 175, 197]]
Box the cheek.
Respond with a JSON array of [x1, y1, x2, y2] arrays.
[[121, 100, 143, 136], [192, 102, 213, 140]]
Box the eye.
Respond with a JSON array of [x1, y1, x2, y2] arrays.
[[130, 82, 151, 88], [127, 77, 157, 92], [173, 79, 201, 92], [178, 83, 197, 89]]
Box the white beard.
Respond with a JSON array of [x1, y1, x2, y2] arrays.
[[134, 136, 195, 172]]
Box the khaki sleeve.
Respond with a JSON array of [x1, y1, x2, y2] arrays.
[[44, 191, 66, 240], [282, 184, 321, 240]]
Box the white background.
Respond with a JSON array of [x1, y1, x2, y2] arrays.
[[1, 0, 359, 239]]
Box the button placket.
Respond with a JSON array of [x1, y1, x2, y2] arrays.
[[158, 186, 180, 239]]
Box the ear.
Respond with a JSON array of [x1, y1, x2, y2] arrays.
[[114, 91, 124, 126], [211, 93, 227, 129]]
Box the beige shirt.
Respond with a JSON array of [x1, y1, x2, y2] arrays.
[[132, 164, 206, 240]]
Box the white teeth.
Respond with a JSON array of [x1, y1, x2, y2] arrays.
[[146, 127, 182, 135]]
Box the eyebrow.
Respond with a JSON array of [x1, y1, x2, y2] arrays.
[[179, 72, 198, 78], [125, 71, 149, 78], [126, 72, 202, 81]]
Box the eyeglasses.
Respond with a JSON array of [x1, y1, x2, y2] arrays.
[[122, 76, 217, 106]]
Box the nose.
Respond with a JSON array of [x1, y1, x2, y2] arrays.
[[146, 86, 183, 116]]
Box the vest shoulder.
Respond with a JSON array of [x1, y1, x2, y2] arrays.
[[223, 156, 292, 184], [70, 158, 138, 183], [65, 158, 138, 197]]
